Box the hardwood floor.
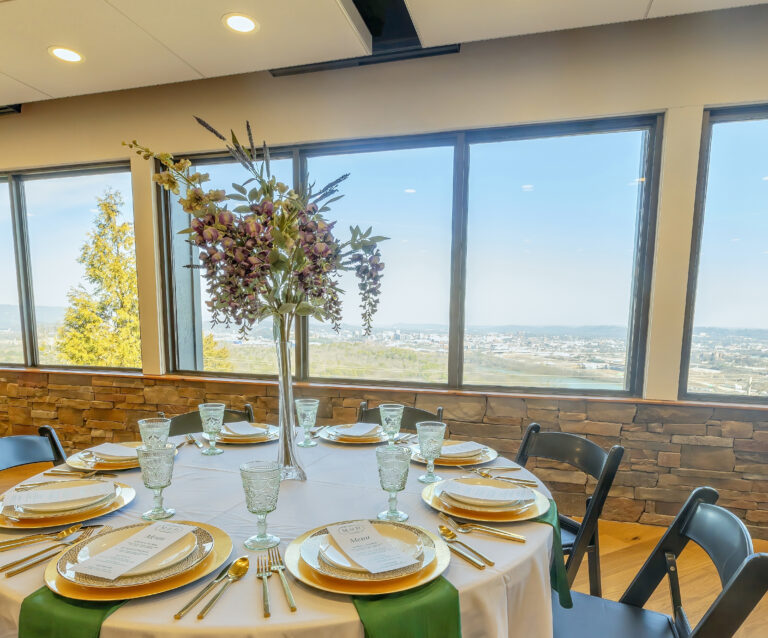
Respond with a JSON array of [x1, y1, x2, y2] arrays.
[[571, 520, 768, 638]]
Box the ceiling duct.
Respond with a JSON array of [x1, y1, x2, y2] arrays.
[[269, 0, 459, 76], [0, 104, 22, 115]]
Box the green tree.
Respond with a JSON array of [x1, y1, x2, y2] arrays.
[[203, 333, 233, 372], [55, 190, 142, 367]]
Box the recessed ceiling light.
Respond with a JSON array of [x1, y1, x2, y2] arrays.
[[223, 13, 259, 33], [48, 46, 83, 62]]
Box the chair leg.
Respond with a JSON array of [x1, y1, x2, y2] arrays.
[[587, 534, 602, 597]]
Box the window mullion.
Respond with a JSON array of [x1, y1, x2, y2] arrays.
[[8, 176, 38, 367], [448, 133, 469, 388]]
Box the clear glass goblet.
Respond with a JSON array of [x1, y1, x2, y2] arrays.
[[138, 417, 171, 449], [198, 403, 225, 456], [137, 444, 176, 521], [379, 404, 405, 447], [416, 421, 446, 484], [295, 398, 320, 448], [376, 445, 411, 522], [240, 460, 281, 550]]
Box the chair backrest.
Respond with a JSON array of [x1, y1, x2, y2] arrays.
[[357, 401, 445, 433], [0, 426, 67, 471], [516, 422, 624, 584], [165, 404, 255, 436], [620, 487, 768, 638]]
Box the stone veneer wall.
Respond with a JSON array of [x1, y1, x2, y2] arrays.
[[1, 369, 767, 538]]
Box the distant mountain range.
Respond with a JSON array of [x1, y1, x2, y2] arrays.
[[0, 304, 64, 328]]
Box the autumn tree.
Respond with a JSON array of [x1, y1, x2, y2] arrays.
[[203, 333, 233, 372]]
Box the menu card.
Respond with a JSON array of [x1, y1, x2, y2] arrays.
[[444, 481, 534, 504], [223, 421, 267, 436], [74, 522, 192, 580], [327, 521, 418, 574], [4, 482, 114, 507], [439, 441, 485, 457], [333, 423, 381, 438], [87, 443, 139, 459]]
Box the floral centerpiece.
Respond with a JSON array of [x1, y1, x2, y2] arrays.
[[126, 118, 386, 480]]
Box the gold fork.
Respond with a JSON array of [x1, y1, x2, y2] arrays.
[[257, 555, 272, 618], [3, 525, 107, 577], [268, 546, 296, 611]]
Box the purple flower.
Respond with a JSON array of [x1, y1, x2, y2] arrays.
[[202, 227, 219, 242]]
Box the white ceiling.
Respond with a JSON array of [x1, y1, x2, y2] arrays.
[[0, 0, 766, 106], [404, 0, 768, 47], [0, 0, 371, 104]]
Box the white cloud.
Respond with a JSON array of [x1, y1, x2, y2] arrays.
[[521, 185, 534, 192], [404, 188, 416, 194]]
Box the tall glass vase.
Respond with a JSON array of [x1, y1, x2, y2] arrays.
[[273, 314, 306, 481]]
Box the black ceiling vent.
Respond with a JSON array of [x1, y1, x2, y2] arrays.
[[269, 0, 459, 77], [0, 104, 22, 115]]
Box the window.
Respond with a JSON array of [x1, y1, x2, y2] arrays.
[[168, 157, 292, 375], [0, 165, 139, 369], [163, 116, 660, 393], [683, 108, 768, 398], [463, 127, 652, 390], [306, 146, 453, 383], [0, 180, 23, 364]]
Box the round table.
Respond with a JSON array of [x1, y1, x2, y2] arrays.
[[0, 435, 554, 638]]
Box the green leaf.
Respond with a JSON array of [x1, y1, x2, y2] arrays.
[[227, 194, 248, 201], [176, 227, 195, 235], [248, 187, 260, 201], [233, 205, 251, 213], [295, 301, 314, 316], [367, 235, 388, 243], [278, 303, 296, 315], [232, 183, 247, 195]]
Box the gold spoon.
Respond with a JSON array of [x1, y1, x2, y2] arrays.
[[197, 556, 249, 619], [0, 523, 83, 551], [438, 525, 495, 566]]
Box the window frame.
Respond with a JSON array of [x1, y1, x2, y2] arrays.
[[160, 114, 663, 396], [0, 161, 139, 371], [679, 103, 768, 403]]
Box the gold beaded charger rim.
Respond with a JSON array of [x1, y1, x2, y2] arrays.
[[44, 520, 233, 601], [300, 520, 436, 582], [203, 424, 279, 444], [0, 484, 136, 529], [285, 521, 450, 596], [422, 481, 551, 523], [318, 427, 389, 445], [408, 444, 499, 466], [56, 522, 214, 588]]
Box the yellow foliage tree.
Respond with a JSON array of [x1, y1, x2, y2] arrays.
[[56, 190, 142, 367], [202, 333, 233, 372]]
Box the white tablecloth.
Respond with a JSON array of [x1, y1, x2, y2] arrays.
[[0, 435, 554, 638]]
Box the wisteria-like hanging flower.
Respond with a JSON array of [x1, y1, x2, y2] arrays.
[[124, 118, 386, 337]]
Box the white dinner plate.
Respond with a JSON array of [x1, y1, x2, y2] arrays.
[[18, 480, 117, 514], [318, 525, 424, 574], [220, 423, 270, 439], [437, 441, 485, 458], [440, 477, 534, 510], [57, 522, 213, 587], [326, 424, 383, 439]]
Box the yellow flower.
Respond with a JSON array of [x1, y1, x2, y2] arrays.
[[172, 159, 192, 172], [152, 171, 179, 195]]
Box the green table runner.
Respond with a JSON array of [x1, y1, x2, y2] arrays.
[[19, 586, 125, 638], [534, 499, 573, 608], [353, 576, 461, 638]]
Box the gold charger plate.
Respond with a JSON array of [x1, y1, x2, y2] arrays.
[[66, 442, 179, 471], [409, 443, 499, 467], [0, 484, 136, 529], [44, 520, 233, 601], [422, 481, 550, 523], [285, 522, 450, 596], [203, 424, 279, 445], [318, 427, 388, 445]]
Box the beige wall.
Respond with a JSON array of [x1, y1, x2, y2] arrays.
[[1, 6, 768, 397]]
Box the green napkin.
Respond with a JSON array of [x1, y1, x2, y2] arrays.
[[534, 499, 573, 608], [19, 586, 125, 638], [353, 576, 461, 638]]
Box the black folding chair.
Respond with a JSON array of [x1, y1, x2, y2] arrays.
[[162, 404, 255, 437], [553, 486, 768, 638], [516, 422, 624, 596], [0, 426, 67, 470], [357, 401, 445, 434]]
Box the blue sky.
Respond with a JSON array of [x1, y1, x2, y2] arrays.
[[3, 120, 767, 332]]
